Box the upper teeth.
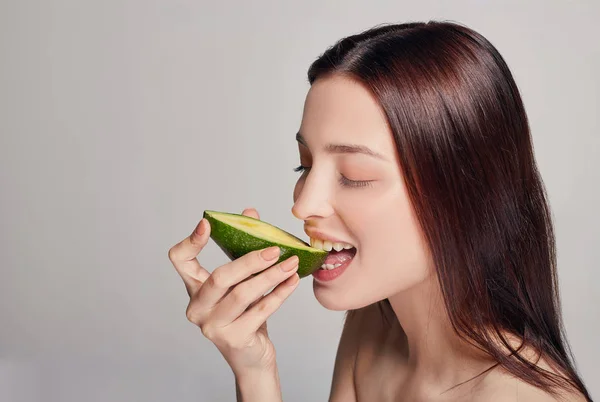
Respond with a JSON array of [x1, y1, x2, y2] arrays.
[[310, 237, 355, 251]]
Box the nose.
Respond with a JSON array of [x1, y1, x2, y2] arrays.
[[291, 170, 335, 221]]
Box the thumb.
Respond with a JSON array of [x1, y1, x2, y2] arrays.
[[241, 207, 260, 220]]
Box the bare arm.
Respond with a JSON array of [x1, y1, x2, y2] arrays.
[[234, 365, 283, 402]]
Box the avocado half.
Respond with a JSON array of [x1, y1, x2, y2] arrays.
[[203, 210, 328, 278]]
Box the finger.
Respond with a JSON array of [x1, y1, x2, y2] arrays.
[[190, 274, 259, 326], [246, 296, 263, 311], [241, 207, 260, 220], [168, 218, 212, 296], [193, 246, 282, 309], [211, 255, 299, 326], [231, 272, 300, 333]]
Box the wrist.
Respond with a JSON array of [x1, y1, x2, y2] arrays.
[[234, 365, 282, 402]]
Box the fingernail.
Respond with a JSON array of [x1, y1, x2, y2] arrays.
[[280, 255, 299, 271], [261, 246, 280, 260], [195, 219, 206, 236]]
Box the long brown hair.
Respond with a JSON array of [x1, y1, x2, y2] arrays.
[[306, 20, 591, 400]]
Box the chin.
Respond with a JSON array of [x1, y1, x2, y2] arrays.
[[312, 280, 373, 311]]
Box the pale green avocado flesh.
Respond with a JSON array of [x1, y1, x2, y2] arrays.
[[203, 210, 328, 278]]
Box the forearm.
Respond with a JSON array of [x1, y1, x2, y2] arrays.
[[234, 366, 283, 402]]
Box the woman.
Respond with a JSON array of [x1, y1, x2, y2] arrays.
[[168, 21, 592, 401]]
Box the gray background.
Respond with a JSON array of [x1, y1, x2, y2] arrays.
[[1, 1, 598, 401]]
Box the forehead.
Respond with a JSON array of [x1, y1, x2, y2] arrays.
[[299, 74, 395, 156]]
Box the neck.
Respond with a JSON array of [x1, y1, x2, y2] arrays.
[[387, 274, 494, 392]]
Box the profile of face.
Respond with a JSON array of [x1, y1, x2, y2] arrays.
[[292, 74, 434, 311]]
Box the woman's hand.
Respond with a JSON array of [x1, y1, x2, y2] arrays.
[[168, 208, 300, 375]]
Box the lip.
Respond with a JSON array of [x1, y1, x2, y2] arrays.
[[304, 227, 353, 246]]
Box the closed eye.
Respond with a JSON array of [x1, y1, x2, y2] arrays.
[[293, 165, 374, 188]]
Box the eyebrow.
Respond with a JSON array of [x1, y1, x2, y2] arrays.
[[296, 132, 388, 161]]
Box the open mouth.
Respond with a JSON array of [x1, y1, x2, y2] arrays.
[[307, 235, 357, 270], [318, 246, 357, 270]]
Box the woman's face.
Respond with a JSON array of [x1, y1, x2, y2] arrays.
[[292, 74, 433, 311]]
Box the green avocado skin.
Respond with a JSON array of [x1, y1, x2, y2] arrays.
[[203, 210, 328, 278]]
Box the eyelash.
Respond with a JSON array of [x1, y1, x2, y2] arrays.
[[293, 165, 374, 188]]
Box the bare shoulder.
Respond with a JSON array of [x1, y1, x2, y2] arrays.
[[474, 356, 587, 402]]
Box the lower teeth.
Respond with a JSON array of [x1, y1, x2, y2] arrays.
[[319, 249, 357, 270], [320, 263, 344, 270]]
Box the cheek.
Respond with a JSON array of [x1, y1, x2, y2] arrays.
[[366, 217, 430, 282], [312, 190, 432, 311], [354, 185, 431, 287]]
